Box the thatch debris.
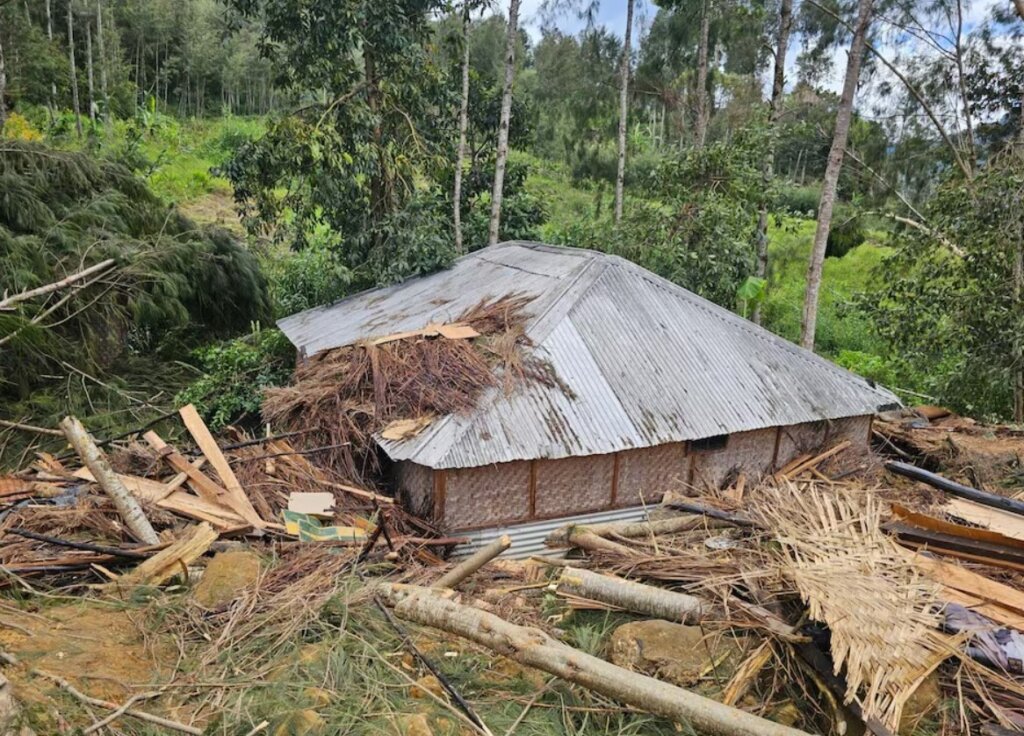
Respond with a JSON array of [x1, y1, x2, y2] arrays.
[[262, 294, 560, 480]]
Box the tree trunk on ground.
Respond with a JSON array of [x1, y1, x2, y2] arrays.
[[96, 0, 109, 121], [557, 567, 707, 623], [693, 0, 711, 149], [613, 0, 635, 225], [546, 515, 723, 546], [799, 0, 874, 350], [752, 0, 794, 325], [67, 4, 83, 138], [378, 584, 812, 736], [453, 5, 471, 253], [487, 0, 521, 246], [60, 416, 159, 544], [433, 534, 510, 589], [85, 17, 96, 124]]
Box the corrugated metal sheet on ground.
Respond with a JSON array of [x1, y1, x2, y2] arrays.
[[278, 241, 900, 469], [451, 505, 651, 559]]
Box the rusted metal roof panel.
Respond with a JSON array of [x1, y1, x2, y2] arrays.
[[278, 242, 900, 469]]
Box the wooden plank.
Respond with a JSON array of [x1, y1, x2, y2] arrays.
[[885, 521, 1024, 568], [143, 431, 236, 510], [898, 547, 1024, 617], [179, 404, 263, 527], [943, 498, 1024, 542], [73, 466, 247, 530], [890, 504, 1024, 551], [106, 523, 218, 591]]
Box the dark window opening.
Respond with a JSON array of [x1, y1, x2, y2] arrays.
[[690, 434, 729, 453]]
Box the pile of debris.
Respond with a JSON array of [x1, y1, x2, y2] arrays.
[[0, 405, 441, 591], [3, 411, 1024, 735]]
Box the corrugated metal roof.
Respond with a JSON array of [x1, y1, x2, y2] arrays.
[[277, 241, 900, 469]]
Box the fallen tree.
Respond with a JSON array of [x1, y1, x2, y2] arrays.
[[557, 567, 707, 623], [378, 583, 813, 736]]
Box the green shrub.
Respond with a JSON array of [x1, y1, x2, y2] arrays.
[[176, 327, 295, 430], [775, 183, 821, 217]]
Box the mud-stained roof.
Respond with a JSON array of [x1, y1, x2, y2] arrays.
[[278, 241, 900, 469]]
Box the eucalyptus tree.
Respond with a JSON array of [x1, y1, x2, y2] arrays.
[[752, 0, 795, 325], [488, 0, 522, 245], [799, 0, 875, 349]]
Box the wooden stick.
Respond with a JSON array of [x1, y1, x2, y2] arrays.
[[60, 416, 158, 544], [433, 535, 511, 589], [0, 419, 63, 437], [779, 440, 851, 479], [0, 259, 116, 310], [560, 528, 636, 556], [556, 567, 707, 624], [5, 528, 156, 559], [83, 690, 159, 734], [31, 668, 201, 735], [378, 584, 812, 736]]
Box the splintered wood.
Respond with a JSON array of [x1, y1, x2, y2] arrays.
[[754, 483, 952, 730]]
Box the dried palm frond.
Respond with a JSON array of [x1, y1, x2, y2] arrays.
[[752, 483, 954, 730]]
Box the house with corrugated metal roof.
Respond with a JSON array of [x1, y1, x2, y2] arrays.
[[278, 241, 899, 554]]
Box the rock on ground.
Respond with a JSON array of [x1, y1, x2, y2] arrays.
[[608, 619, 742, 688], [191, 549, 262, 608]]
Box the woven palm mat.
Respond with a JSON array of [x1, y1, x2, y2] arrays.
[[753, 483, 954, 729]]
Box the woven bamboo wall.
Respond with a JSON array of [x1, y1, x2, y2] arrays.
[[535, 453, 615, 518], [827, 415, 873, 468], [393, 415, 874, 530], [616, 442, 690, 507], [443, 460, 531, 529], [690, 428, 777, 489], [777, 421, 828, 467], [395, 461, 433, 518]]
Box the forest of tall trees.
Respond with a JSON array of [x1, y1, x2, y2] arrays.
[[1, 0, 1023, 445]]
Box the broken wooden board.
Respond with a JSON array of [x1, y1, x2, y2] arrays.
[[74, 467, 247, 531], [379, 416, 433, 441], [105, 522, 217, 591], [287, 492, 336, 517], [366, 321, 481, 346], [943, 498, 1024, 542], [178, 404, 263, 528], [890, 504, 1024, 551]]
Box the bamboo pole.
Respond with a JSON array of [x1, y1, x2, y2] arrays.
[[556, 567, 707, 624], [59, 416, 158, 544], [433, 534, 511, 589], [378, 584, 813, 736]]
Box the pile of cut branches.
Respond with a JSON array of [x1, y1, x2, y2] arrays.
[[262, 294, 558, 480]]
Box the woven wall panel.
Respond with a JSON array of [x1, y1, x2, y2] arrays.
[[535, 453, 614, 518], [444, 460, 531, 530], [777, 421, 827, 468], [395, 461, 433, 518], [691, 428, 777, 489], [827, 415, 872, 469], [616, 442, 690, 507]]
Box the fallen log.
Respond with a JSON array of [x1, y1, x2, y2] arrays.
[[885, 461, 1024, 517], [545, 515, 716, 546], [433, 535, 511, 590], [60, 416, 159, 545], [556, 567, 706, 624], [555, 528, 636, 556], [378, 583, 813, 736]]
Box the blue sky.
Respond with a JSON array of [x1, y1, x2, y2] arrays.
[[493, 0, 1012, 97]]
